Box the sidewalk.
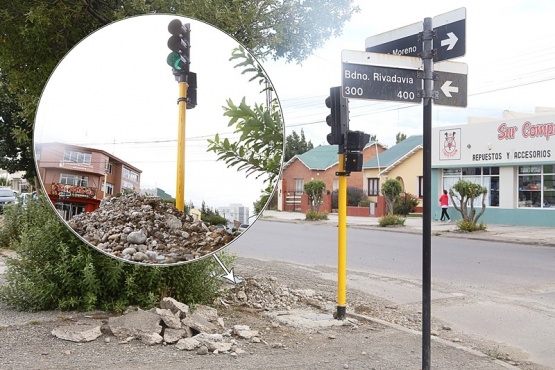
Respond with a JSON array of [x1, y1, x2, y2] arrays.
[[261, 210, 555, 247]]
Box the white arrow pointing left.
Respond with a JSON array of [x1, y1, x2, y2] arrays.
[[440, 32, 458, 51], [441, 81, 459, 97]]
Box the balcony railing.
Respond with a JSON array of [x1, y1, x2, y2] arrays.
[[51, 183, 97, 199]]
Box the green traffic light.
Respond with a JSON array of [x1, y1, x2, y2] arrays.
[[167, 52, 183, 70]]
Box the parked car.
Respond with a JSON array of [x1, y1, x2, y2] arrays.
[[0, 188, 17, 213], [237, 224, 249, 233]]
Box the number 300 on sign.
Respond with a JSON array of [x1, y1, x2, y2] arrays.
[[344, 86, 363, 96]]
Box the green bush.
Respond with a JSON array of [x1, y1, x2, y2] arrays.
[[456, 219, 487, 232], [394, 193, 419, 216], [305, 211, 328, 220], [378, 214, 405, 227], [0, 196, 233, 312], [358, 200, 371, 207], [331, 187, 366, 209]]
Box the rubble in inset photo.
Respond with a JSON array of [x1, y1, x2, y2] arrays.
[[68, 193, 239, 265]]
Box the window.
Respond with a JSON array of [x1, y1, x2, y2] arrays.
[[105, 163, 113, 174], [442, 167, 499, 207], [367, 178, 379, 196], [63, 150, 91, 164], [332, 179, 339, 191], [123, 167, 139, 182], [102, 181, 114, 195], [518, 165, 555, 208], [418, 176, 424, 198], [60, 173, 88, 187], [294, 178, 304, 193]]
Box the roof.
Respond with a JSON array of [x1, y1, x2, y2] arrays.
[[284, 141, 383, 171], [362, 135, 423, 175], [295, 145, 340, 170]]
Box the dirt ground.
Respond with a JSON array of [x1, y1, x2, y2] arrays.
[[0, 254, 546, 370]]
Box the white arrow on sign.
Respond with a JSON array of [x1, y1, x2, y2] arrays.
[[440, 32, 458, 50], [441, 80, 459, 97]]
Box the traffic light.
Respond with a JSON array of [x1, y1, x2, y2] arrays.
[[344, 152, 363, 172], [346, 131, 371, 152], [167, 19, 190, 74], [325, 86, 349, 149], [186, 72, 197, 109], [344, 130, 370, 173]]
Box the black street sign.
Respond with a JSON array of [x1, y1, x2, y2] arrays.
[[434, 61, 468, 107], [342, 63, 421, 103], [433, 8, 466, 62], [365, 8, 466, 63], [365, 22, 422, 57]]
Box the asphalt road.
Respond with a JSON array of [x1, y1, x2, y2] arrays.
[[228, 219, 555, 368]]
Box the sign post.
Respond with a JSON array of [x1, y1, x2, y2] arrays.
[[343, 8, 467, 369]]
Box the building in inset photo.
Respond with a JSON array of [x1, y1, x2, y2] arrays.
[[36, 142, 141, 220]]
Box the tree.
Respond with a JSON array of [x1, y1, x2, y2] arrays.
[[381, 179, 402, 215], [396, 132, 407, 144], [284, 129, 314, 162], [449, 180, 488, 225], [0, 1, 359, 179], [207, 47, 283, 183], [304, 179, 326, 213]]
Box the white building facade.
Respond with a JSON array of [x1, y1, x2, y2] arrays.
[[432, 112, 555, 226]]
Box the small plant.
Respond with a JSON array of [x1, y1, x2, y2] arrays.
[[358, 200, 371, 207], [381, 179, 402, 215], [378, 214, 405, 227], [456, 219, 487, 232], [394, 193, 419, 216], [305, 211, 328, 220]]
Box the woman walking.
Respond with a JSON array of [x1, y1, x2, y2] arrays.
[[439, 189, 451, 222]]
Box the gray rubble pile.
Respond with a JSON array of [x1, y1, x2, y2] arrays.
[[51, 297, 258, 356], [68, 193, 238, 264], [222, 276, 335, 311]]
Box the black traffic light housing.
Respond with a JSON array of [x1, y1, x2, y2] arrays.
[[344, 130, 370, 173], [167, 19, 190, 74], [325, 86, 349, 151], [346, 131, 371, 152]]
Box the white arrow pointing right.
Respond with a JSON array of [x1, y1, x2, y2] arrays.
[[440, 32, 458, 51], [441, 81, 459, 97]]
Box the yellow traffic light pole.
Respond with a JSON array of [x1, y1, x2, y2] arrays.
[[175, 78, 188, 212], [336, 153, 347, 320]]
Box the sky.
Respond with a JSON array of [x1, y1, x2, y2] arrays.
[[262, 0, 555, 148], [34, 1, 555, 214], [34, 15, 273, 214]]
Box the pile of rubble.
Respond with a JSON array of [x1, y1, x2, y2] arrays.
[[51, 297, 259, 356], [68, 194, 238, 264], [50, 277, 335, 356]]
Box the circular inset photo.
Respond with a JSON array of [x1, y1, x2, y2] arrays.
[[34, 14, 284, 266]]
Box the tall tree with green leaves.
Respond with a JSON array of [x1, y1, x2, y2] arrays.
[[0, 1, 359, 180], [284, 129, 314, 162]]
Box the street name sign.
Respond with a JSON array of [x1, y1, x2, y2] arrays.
[[364, 22, 422, 57], [433, 8, 466, 62], [341, 50, 422, 104], [365, 7, 466, 62], [434, 61, 468, 107]]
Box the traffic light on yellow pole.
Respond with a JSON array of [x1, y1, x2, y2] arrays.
[[167, 19, 192, 212], [325, 86, 349, 320]]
